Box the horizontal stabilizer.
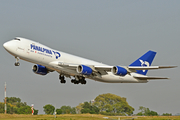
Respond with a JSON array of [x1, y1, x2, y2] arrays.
[[134, 76, 169, 80], [128, 66, 177, 70]]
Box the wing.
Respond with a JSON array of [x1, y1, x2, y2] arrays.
[[48, 61, 79, 77], [49, 61, 177, 77], [48, 61, 112, 77]]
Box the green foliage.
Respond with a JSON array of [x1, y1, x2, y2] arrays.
[[17, 106, 31, 114], [34, 109, 38, 115], [43, 104, 55, 115], [55, 106, 76, 114], [81, 102, 90, 113], [137, 106, 158, 116], [162, 113, 172, 116], [76, 103, 83, 114], [137, 112, 143, 116], [0, 97, 38, 115], [148, 110, 158, 116], [0, 103, 4, 113], [60, 106, 76, 114], [7, 104, 15, 114], [56, 108, 62, 114], [81, 102, 99, 114], [94, 93, 134, 116], [5, 97, 21, 105], [61, 106, 71, 114], [71, 107, 76, 114], [16, 102, 27, 108]]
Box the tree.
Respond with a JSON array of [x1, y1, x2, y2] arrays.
[[81, 102, 99, 114], [71, 107, 76, 114], [162, 113, 172, 116], [43, 104, 55, 115], [5, 97, 21, 105], [0, 97, 38, 115], [76, 103, 84, 114], [0, 102, 4, 113], [60, 105, 76, 114], [148, 111, 158, 116], [94, 93, 134, 115], [81, 102, 91, 114], [56, 108, 62, 114], [16, 102, 27, 108], [137, 106, 158, 116], [34, 109, 38, 115], [17, 106, 31, 114], [61, 106, 71, 114], [55, 106, 76, 114]]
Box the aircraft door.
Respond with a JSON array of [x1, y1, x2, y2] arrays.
[[24, 44, 30, 55], [16, 46, 25, 56]]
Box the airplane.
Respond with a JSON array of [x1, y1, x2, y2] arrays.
[[3, 37, 176, 84]]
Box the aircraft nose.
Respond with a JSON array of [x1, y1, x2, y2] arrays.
[[3, 42, 9, 49], [3, 41, 13, 51]]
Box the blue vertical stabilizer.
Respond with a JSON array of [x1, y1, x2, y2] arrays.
[[129, 50, 156, 75]]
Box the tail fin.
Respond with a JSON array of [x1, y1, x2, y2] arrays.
[[129, 50, 156, 75]]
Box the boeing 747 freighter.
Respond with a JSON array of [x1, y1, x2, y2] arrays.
[[3, 37, 176, 84]]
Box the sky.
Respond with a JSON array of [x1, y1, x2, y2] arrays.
[[0, 0, 180, 115]]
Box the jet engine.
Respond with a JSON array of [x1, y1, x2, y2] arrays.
[[112, 66, 127, 76], [77, 65, 92, 75], [32, 64, 48, 75]]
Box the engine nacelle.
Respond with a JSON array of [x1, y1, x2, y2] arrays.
[[77, 65, 92, 75], [32, 64, 48, 75], [112, 66, 127, 76]]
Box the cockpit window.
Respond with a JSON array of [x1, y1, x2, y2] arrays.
[[13, 38, 20, 41]]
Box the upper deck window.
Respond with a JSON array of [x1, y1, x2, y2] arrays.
[[13, 38, 20, 41]]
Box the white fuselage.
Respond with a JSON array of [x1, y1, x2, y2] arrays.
[[3, 38, 147, 83]]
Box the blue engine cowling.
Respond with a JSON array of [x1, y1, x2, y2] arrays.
[[112, 66, 127, 76], [77, 65, 92, 75], [32, 64, 48, 75]]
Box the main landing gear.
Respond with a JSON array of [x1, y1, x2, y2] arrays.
[[59, 75, 66, 84], [71, 77, 87, 84], [15, 57, 20, 66], [59, 75, 87, 85]]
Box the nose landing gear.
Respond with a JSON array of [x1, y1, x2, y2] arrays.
[[15, 57, 20, 66]]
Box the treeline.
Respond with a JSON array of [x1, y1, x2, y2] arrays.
[[0, 94, 172, 116], [0, 97, 38, 114], [43, 93, 172, 116], [43, 104, 76, 115], [44, 93, 134, 116], [136, 106, 172, 116]]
